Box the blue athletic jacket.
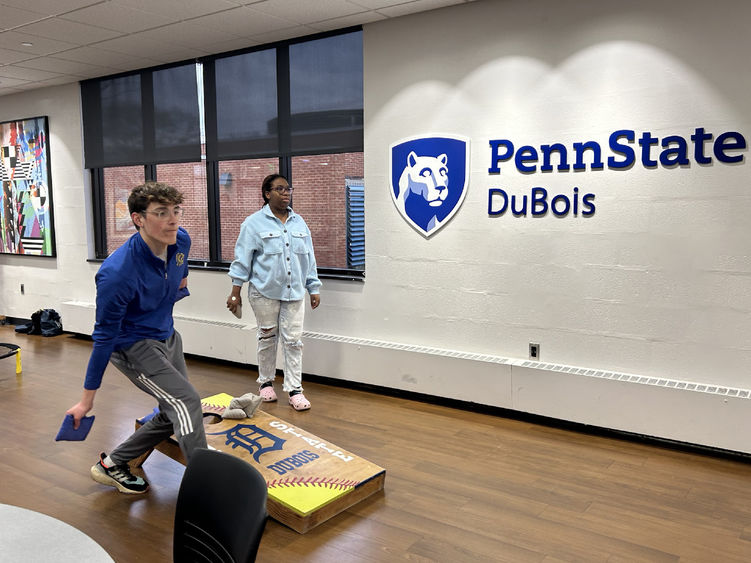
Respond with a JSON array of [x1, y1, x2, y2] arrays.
[[83, 228, 190, 390]]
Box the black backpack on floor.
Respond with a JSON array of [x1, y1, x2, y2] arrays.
[[15, 308, 63, 337]]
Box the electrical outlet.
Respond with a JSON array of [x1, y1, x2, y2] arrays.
[[20, 284, 24, 295], [529, 342, 540, 360]]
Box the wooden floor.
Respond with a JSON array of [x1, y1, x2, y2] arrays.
[[1, 326, 751, 562]]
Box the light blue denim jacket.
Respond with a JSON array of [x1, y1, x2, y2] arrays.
[[229, 205, 321, 301]]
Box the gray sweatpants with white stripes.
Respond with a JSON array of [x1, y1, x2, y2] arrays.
[[108, 331, 207, 465]]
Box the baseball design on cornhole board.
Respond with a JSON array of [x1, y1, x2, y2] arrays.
[[137, 393, 385, 533]]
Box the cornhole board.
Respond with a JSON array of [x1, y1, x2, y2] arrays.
[[132, 393, 386, 533]]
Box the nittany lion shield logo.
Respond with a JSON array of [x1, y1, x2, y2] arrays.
[[390, 135, 469, 237]]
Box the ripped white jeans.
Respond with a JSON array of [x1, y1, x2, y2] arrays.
[[248, 284, 305, 393]]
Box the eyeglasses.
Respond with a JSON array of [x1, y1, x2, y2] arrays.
[[270, 186, 293, 194], [141, 207, 184, 220]]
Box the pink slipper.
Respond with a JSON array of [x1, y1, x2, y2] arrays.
[[259, 385, 277, 402], [288, 393, 311, 411]]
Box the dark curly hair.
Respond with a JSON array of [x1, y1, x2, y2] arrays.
[[128, 182, 183, 214], [128, 182, 184, 230]]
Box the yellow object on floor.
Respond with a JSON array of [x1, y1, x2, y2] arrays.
[[0, 343, 21, 375]]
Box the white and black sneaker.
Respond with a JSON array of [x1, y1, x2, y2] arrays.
[[90, 452, 149, 494]]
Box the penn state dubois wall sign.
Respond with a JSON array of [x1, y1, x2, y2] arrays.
[[390, 135, 470, 237]]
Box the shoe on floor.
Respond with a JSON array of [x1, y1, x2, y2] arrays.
[[288, 393, 311, 411], [90, 452, 149, 494], [259, 385, 277, 402]]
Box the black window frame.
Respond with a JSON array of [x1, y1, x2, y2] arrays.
[[87, 27, 364, 281]]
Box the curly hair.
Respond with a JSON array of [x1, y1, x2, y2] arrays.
[[128, 182, 184, 215]]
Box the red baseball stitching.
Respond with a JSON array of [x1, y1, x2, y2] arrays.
[[267, 477, 359, 490]]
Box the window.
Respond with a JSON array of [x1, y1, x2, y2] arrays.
[[156, 162, 208, 261], [101, 166, 144, 254], [217, 158, 279, 262], [210, 48, 278, 160], [289, 33, 363, 153], [84, 29, 364, 278], [81, 64, 201, 169], [290, 153, 364, 270]]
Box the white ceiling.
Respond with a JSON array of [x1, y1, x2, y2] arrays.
[[0, 0, 473, 98]]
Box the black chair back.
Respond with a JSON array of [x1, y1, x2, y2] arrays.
[[174, 448, 268, 563]]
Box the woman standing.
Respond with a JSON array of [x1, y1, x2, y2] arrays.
[[226, 174, 321, 411]]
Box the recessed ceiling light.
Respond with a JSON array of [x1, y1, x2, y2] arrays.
[[21, 42, 33, 47]]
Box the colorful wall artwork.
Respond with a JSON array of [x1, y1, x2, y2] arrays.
[[0, 116, 55, 256]]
